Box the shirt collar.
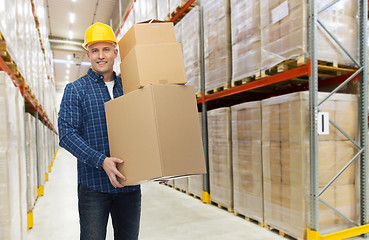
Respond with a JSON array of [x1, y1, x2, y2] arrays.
[[87, 68, 118, 83]]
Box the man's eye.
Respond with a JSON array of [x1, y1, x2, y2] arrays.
[[91, 49, 98, 53]]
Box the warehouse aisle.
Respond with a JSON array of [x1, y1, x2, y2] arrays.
[[25, 148, 288, 240]]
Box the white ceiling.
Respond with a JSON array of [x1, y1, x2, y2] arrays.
[[46, 0, 127, 91]]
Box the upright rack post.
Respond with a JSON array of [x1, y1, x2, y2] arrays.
[[359, 0, 368, 236], [308, 0, 319, 232], [199, 0, 210, 203]]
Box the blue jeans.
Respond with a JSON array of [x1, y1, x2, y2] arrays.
[[78, 184, 141, 240]]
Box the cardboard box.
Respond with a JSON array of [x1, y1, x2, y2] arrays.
[[120, 43, 187, 94], [118, 21, 176, 60], [105, 84, 206, 186]]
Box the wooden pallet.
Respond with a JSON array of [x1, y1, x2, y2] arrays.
[[166, 2, 195, 23], [264, 224, 301, 240], [233, 212, 264, 227], [206, 84, 230, 95], [187, 192, 202, 200], [210, 201, 233, 213], [231, 75, 255, 87]]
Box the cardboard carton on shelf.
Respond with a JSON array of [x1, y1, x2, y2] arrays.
[[105, 84, 206, 186], [120, 42, 186, 94], [118, 20, 176, 60]]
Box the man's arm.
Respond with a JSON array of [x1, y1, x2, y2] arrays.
[[58, 83, 106, 169]]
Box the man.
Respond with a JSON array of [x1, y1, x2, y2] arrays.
[[58, 22, 141, 240]]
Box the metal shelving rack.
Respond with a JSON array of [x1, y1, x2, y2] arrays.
[[307, 0, 369, 239]]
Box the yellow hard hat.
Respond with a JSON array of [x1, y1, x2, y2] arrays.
[[83, 22, 118, 50]]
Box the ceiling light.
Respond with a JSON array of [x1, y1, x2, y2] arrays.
[[67, 63, 71, 68], [69, 12, 75, 23], [67, 55, 72, 60], [66, 70, 70, 74], [69, 31, 73, 39], [66, 75, 70, 80], [72, 0, 77, 2]]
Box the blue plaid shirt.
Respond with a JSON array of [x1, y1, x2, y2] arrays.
[[58, 68, 140, 193]]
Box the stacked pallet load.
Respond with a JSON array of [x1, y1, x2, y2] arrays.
[[231, 101, 263, 223], [260, 0, 358, 72], [188, 113, 204, 198], [207, 107, 233, 211], [25, 113, 38, 213], [230, 0, 261, 84], [174, 177, 188, 192], [181, 6, 201, 94], [0, 72, 27, 239], [204, 0, 232, 93], [157, 0, 170, 20], [262, 91, 358, 239]]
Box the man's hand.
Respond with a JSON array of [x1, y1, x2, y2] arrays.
[[102, 157, 126, 188]]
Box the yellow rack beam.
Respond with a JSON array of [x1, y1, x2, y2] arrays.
[[307, 224, 369, 240]]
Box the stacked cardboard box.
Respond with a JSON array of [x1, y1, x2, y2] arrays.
[[262, 91, 358, 239], [118, 21, 186, 94], [207, 107, 233, 210], [260, 0, 358, 71], [204, 0, 232, 92], [230, 0, 261, 82], [231, 101, 263, 222], [106, 22, 206, 186]]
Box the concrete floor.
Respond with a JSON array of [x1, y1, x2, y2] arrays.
[[25, 148, 364, 240]]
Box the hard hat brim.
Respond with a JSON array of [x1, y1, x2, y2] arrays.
[[83, 40, 118, 50]]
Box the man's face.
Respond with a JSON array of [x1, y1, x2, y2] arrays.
[[87, 42, 118, 77]]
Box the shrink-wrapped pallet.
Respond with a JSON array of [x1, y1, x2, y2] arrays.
[[262, 91, 358, 239], [182, 6, 201, 94], [0, 72, 22, 239], [231, 101, 263, 222], [0, 0, 18, 65], [188, 113, 204, 198], [204, 0, 232, 92], [157, 0, 170, 20], [230, 0, 261, 82], [260, 0, 358, 71], [208, 107, 233, 210], [25, 113, 38, 211], [174, 177, 188, 192]]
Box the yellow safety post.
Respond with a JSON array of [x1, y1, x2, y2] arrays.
[[45, 173, 49, 181], [27, 210, 33, 230], [37, 185, 44, 197], [53, 148, 59, 159], [202, 191, 210, 204], [307, 229, 321, 240], [48, 165, 51, 173]]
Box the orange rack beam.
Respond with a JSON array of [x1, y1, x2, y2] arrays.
[[115, 0, 136, 37], [170, 0, 197, 23], [0, 56, 57, 134], [198, 60, 311, 104]]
